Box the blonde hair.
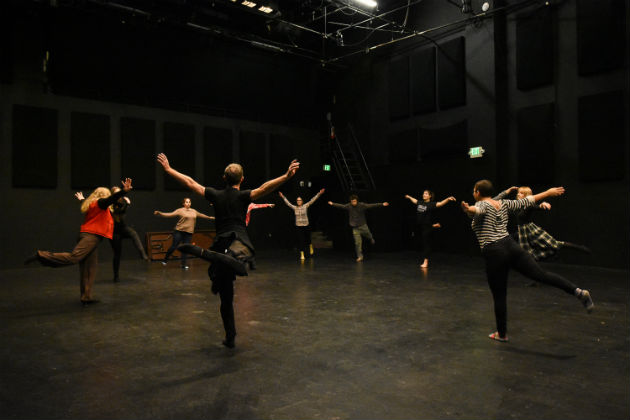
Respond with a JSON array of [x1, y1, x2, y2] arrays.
[[518, 186, 533, 197], [81, 187, 111, 213]]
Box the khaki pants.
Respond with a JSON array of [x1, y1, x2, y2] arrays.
[[37, 232, 103, 301]]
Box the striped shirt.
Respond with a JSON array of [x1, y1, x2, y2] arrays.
[[470, 196, 535, 249], [281, 191, 323, 226]]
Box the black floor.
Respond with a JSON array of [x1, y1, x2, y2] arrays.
[[1, 250, 628, 420]]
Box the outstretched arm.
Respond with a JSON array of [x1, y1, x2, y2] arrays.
[[493, 186, 517, 200], [157, 153, 205, 196], [154, 209, 180, 218], [461, 201, 477, 218], [195, 210, 215, 220], [436, 196, 456, 208], [279, 192, 296, 209], [250, 159, 300, 201], [532, 187, 565, 203], [404, 194, 418, 205], [304, 188, 325, 207]]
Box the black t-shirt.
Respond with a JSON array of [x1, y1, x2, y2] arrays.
[[204, 186, 253, 249], [416, 201, 437, 226]]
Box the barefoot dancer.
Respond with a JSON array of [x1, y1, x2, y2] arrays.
[[404, 190, 456, 268], [461, 180, 594, 342]]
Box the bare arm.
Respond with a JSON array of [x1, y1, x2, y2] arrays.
[[532, 187, 565, 203], [250, 159, 300, 201], [157, 153, 205, 196], [404, 194, 418, 205], [493, 186, 517, 200], [461, 201, 477, 217], [436, 196, 456, 208]]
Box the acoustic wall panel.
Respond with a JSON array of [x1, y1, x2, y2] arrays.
[[12, 105, 58, 188], [438, 37, 466, 109], [203, 126, 233, 188], [419, 120, 468, 160], [163, 122, 195, 191], [270, 134, 295, 180], [71, 112, 110, 189], [239, 131, 266, 189], [121, 117, 156, 190], [578, 91, 626, 181], [388, 128, 418, 163], [388, 56, 410, 120], [517, 103, 555, 186], [516, 7, 554, 90], [577, 0, 626, 76], [411, 47, 437, 115]]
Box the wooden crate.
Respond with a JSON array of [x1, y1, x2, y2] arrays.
[[146, 230, 216, 261]]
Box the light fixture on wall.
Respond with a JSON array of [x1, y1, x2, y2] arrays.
[[482, 2, 490, 12]]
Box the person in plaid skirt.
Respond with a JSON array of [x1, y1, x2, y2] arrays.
[[494, 186, 590, 261]]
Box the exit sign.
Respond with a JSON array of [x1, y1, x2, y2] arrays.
[[468, 147, 485, 159], [323, 164, 331, 171]]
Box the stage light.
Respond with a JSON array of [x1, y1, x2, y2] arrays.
[[242, 1, 257, 7], [482, 2, 490, 12], [352, 0, 377, 8], [258, 6, 273, 13]]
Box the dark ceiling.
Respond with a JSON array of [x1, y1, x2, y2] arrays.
[[26, 0, 462, 63]]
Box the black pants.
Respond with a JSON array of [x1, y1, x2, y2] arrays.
[[208, 238, 253, 342], [164, 230, 192, 266], [482, 236, 577, 337], [296, 225, 311, 254], [110, 225, 147, 278], [415, 224, 432, 260]]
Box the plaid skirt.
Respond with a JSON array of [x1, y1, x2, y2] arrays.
[[517, 222, 562, 261]]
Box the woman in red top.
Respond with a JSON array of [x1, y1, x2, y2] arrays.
[[25, 178, 133, 305]]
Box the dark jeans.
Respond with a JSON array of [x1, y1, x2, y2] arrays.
[[482, 236, 577, 337], [164, 230, 192, 266], [110, 225, 148, 277]]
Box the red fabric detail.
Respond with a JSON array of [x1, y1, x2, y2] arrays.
[[80, 201, 114, 239]]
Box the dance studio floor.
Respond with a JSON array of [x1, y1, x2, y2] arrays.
[[1, 250, 628, 420]]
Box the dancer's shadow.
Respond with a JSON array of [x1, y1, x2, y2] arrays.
[[499, 345, 576, 360]]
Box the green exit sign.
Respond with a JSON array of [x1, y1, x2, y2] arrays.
[[323, 164, 331, 171], [468, 146, 485, 159]]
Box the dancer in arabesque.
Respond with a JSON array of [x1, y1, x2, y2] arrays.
[[461, 179, 594, 342]]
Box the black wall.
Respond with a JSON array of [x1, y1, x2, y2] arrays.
[[329, 0, 628, 269]]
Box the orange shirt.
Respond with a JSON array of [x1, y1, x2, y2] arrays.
[[80, 201, 115, 239]]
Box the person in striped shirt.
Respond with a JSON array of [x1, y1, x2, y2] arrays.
[[461, 179, 594, 342], [279, 188, 325, 260]]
